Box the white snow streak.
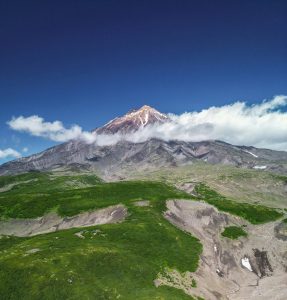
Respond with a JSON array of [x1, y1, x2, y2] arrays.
[[244, 150, 258, 158]]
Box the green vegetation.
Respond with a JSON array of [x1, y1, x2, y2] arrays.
[[221, 226, 247, 240], [0, 172, 190, 219], [282, 218, 287, 224], [0, 172, 201, 299], [0, 171, 102, 192], [191, 278, 197, 288], [195, 183, 283, 224], [1, 170, 285, 299], [129, 163, 287, 210]]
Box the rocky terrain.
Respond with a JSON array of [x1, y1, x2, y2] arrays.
[[163, 200, 287, 300]]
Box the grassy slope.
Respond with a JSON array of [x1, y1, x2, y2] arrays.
[[0, 173, 202, 300], [195, 183, 283, 224], [0, 172, 190, 219], [126, 163, 287, 209], [0, 172, 103, 190], [0, 173, 102, 219], [221, 226, 247, 240]]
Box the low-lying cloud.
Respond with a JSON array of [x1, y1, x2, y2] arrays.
[[7, 95, 287, 151], [0, 148, 21, 159], [124, 95, 287, 151]]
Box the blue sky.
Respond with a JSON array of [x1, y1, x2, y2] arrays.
[[1, 0, 287, 162]]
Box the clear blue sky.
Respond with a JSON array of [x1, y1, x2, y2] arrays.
[[1, 0, 287, 161]]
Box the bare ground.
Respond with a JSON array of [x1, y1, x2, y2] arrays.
[[0, 204, 127, 237], [161, 200, 287, 300]]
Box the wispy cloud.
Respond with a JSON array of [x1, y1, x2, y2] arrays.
[[0, 148, 21, 159], [7, 95, 287, 151]]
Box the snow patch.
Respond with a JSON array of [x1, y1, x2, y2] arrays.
[[143, 112, 149, 125], [244, 150, 258, 158], [253, 165, 267, 170], [139, 115, 144, 125], [241, 257, 253, 272]]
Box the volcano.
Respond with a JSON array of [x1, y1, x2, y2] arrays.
[[1, 105, 287, 177]]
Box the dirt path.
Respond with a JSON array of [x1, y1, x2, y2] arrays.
[[0, 204, 127, 237], [163, 200, 287, 300]]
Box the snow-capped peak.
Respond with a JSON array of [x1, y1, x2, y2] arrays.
[[95, 105, 170, 134]]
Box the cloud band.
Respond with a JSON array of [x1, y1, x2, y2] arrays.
[[7, 95, 287, 151]]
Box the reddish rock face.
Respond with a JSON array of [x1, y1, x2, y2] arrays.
[[94, 105, 170, 135]]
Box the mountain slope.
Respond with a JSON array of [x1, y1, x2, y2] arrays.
[[1, 106, 287, 176], [1, 138, 287, 177]]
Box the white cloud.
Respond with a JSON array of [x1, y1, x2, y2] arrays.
[[0, 148, 21, 159], [7, 95, 287, 151], [7, 115, 121, 145], [7, 115, 93, 143], [120, 95, 287, 151]]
